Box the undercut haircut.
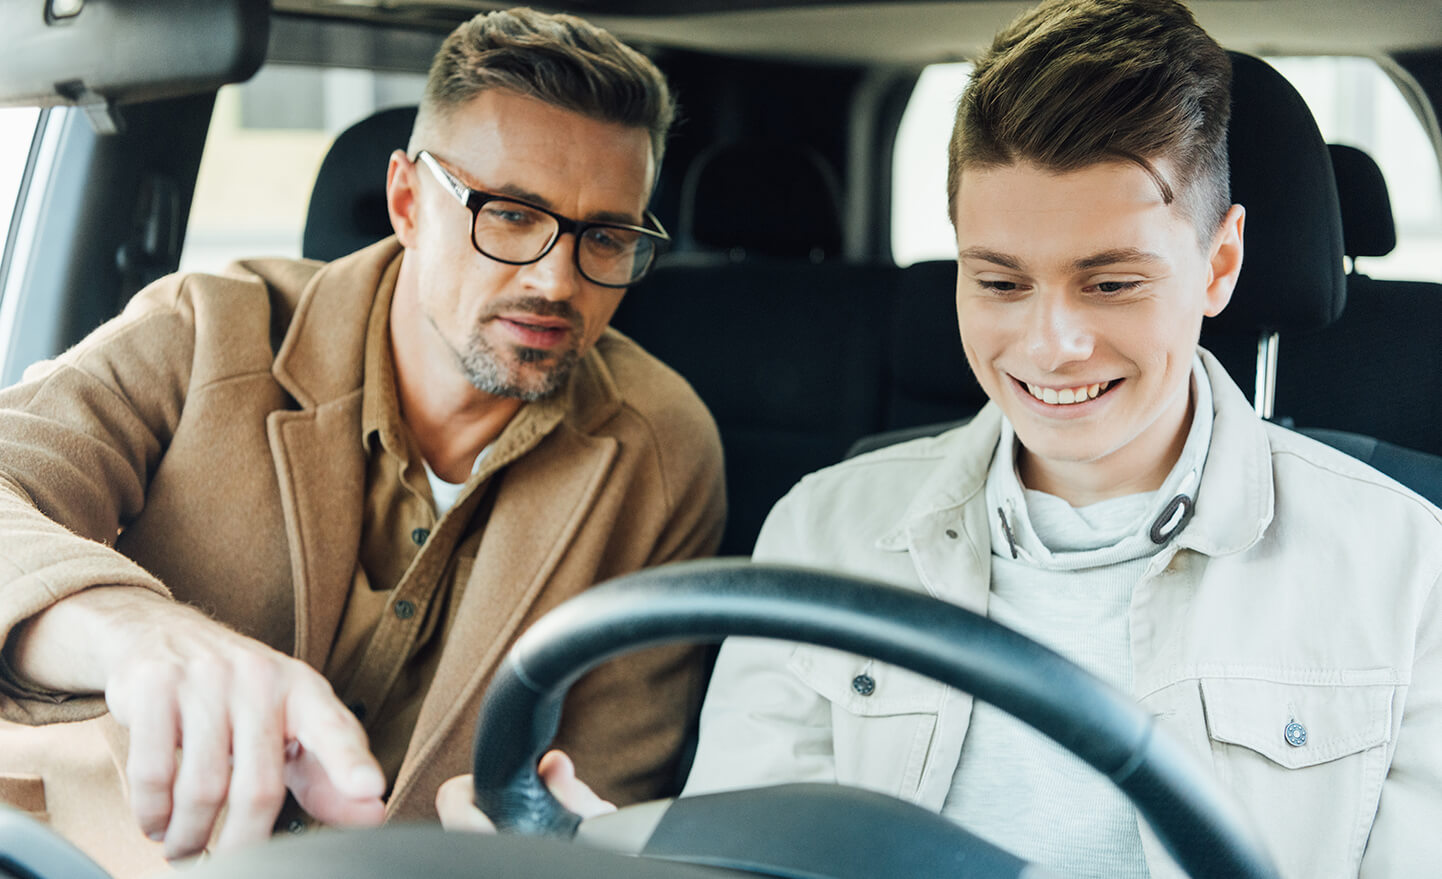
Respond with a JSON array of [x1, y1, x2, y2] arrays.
[[948, 0, 1233, 244], [413, 7, 675, 166]]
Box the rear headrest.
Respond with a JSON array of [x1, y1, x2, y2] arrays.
[[679, 140, 844, 261], [1328, 143, 1397, 260], [1207, 53, 1345, 335], [303, 105, 417, 263]]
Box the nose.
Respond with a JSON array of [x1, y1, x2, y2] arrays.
[[520, 233, 583, 302], [1025, 290, 1094, 372]]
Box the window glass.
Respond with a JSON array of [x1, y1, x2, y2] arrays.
[[891, 62, 970, 268], [0, 107, 40, 246], [180, 65, 425, 274], [891, 56, 1442, 284], [1264, 56, 1442, 282]]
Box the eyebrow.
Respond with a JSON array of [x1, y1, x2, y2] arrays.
[[1072, 248, 1167, 270], [958, 246, 1166, 271], [475, 179, 641, 227], [958, 247, 1023, 270]]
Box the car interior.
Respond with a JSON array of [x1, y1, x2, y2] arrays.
[[1, 0, 1441, 876]]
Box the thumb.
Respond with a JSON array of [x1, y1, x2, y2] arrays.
[[537, 750, 616, 819]]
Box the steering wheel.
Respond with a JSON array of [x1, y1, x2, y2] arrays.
[[470, 559, 1280, 879], [0, 559, 1279, 879]]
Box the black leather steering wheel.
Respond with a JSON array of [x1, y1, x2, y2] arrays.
[[471, 559, 1280, 879]]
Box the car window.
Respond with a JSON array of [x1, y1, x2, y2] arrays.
[[891, 55, 1442, 283], [179, 64, 425, 274], [891, 62, 970, 269], [1265, 56, 1442, 282], [0, 107, 40, 258]]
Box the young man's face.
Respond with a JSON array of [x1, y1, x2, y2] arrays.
[[953, 160, 1243, 502], [388, 88, 655, 401]]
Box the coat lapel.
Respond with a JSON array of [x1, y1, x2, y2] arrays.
[[266, 239, 399, 665], [266, 402, 366, 666]]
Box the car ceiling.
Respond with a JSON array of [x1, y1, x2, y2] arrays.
[[270, 0, 1442, 64]]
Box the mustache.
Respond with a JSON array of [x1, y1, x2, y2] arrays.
[[481, 296, 583, 331]]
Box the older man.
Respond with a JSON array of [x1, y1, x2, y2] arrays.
[[0, 8, 724, 873]]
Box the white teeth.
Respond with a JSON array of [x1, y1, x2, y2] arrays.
[[1025, 379, 1113, 405]]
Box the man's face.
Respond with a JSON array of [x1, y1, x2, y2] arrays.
[[389, 89, 654, 401], [953, 160, 1242, 500]]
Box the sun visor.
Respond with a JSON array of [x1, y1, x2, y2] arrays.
[[0, 0, 269, 132]]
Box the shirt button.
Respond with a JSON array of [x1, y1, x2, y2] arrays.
[[286, 819, 306, 834], [394, 599, 416, 620], [945, 529, 959, 539], [411, 528, 430, 546], [851, 674, 876, 696], [1285, 721, 1308, 747]]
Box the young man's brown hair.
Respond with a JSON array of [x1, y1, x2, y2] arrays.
[[947, 0, 1232, 243], [413, 6, 676, 166]]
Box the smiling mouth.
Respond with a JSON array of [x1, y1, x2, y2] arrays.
[[1021, 378, 1119, 405]]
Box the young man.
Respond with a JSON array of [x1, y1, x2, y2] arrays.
[[678, 1, 1442, 876], [0, 8, 724, 874]]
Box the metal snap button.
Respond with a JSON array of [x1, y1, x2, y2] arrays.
[[286, 819, 306, 834], [411, 527, 430, 546], [394, 599, 416, 620], [851, 674, 875, 696], [1285, 721, 1307, 747]]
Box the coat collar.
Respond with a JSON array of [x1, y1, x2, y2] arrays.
[[878, 347, 1273, 560]]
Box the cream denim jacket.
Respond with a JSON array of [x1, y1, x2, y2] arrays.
[[685, 350, 1442, 879]]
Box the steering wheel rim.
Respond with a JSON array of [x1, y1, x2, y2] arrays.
[[472, 558, 1280, 879]]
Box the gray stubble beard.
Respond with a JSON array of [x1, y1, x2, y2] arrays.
[[458, 330, 580, 402]]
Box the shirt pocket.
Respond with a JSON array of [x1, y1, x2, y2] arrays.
[[788, 645, 944, 798], [1199, 677, 1394, 878]]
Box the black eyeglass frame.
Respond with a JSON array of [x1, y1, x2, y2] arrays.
[[414, 150, 669, 289]]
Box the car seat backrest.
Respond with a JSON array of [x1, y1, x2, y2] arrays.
[[1199, 52, 1346, 410], [675, 140, 845, 263], [1275, 143, 1442, 458], [1327, 142, 1397, 260], [882, 259, 988, 430], [302, 105, 417, 262], [611, 262, 894, 556]]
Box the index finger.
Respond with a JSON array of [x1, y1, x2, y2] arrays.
[[283, 675, 385, 801]]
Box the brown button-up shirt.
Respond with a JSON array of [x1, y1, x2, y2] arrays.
[[320, 254, 566, 788]]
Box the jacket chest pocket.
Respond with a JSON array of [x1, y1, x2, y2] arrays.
[[1199, 677, 1395, 878], [788, 645, 945, 799]]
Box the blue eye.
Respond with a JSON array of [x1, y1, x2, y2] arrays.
[[584, 226, 640, 255]]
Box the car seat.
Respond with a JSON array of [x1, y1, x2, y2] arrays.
[[1274, 143, 1442, 460], [301, 105, 416, 262], [610, 141, 893, 556]]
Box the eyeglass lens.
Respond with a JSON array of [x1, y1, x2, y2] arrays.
[[472, 198, 657, 286]]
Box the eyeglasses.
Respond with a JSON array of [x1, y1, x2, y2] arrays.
[[415, 150, 668, 289]]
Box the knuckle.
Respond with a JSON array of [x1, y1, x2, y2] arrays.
[[231, 775, 286, 812], [177, 773, 230, 811]]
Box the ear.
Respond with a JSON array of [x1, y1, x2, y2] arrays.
[[386, 149, 421, 248], [1202, 204, 1245, 317]]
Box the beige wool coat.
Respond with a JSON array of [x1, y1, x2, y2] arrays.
[[0, 238, 726, 876]]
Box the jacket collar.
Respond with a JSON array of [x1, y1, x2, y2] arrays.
[[1175, 348, 1274, 557], [878, 347, 1273, 559]]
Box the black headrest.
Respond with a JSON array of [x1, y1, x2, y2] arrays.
[[679, 140, 844, 261], [1207, 53, 1345, 335], [1328, 143, 1396, 260], [302, 105, 417, 263]]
